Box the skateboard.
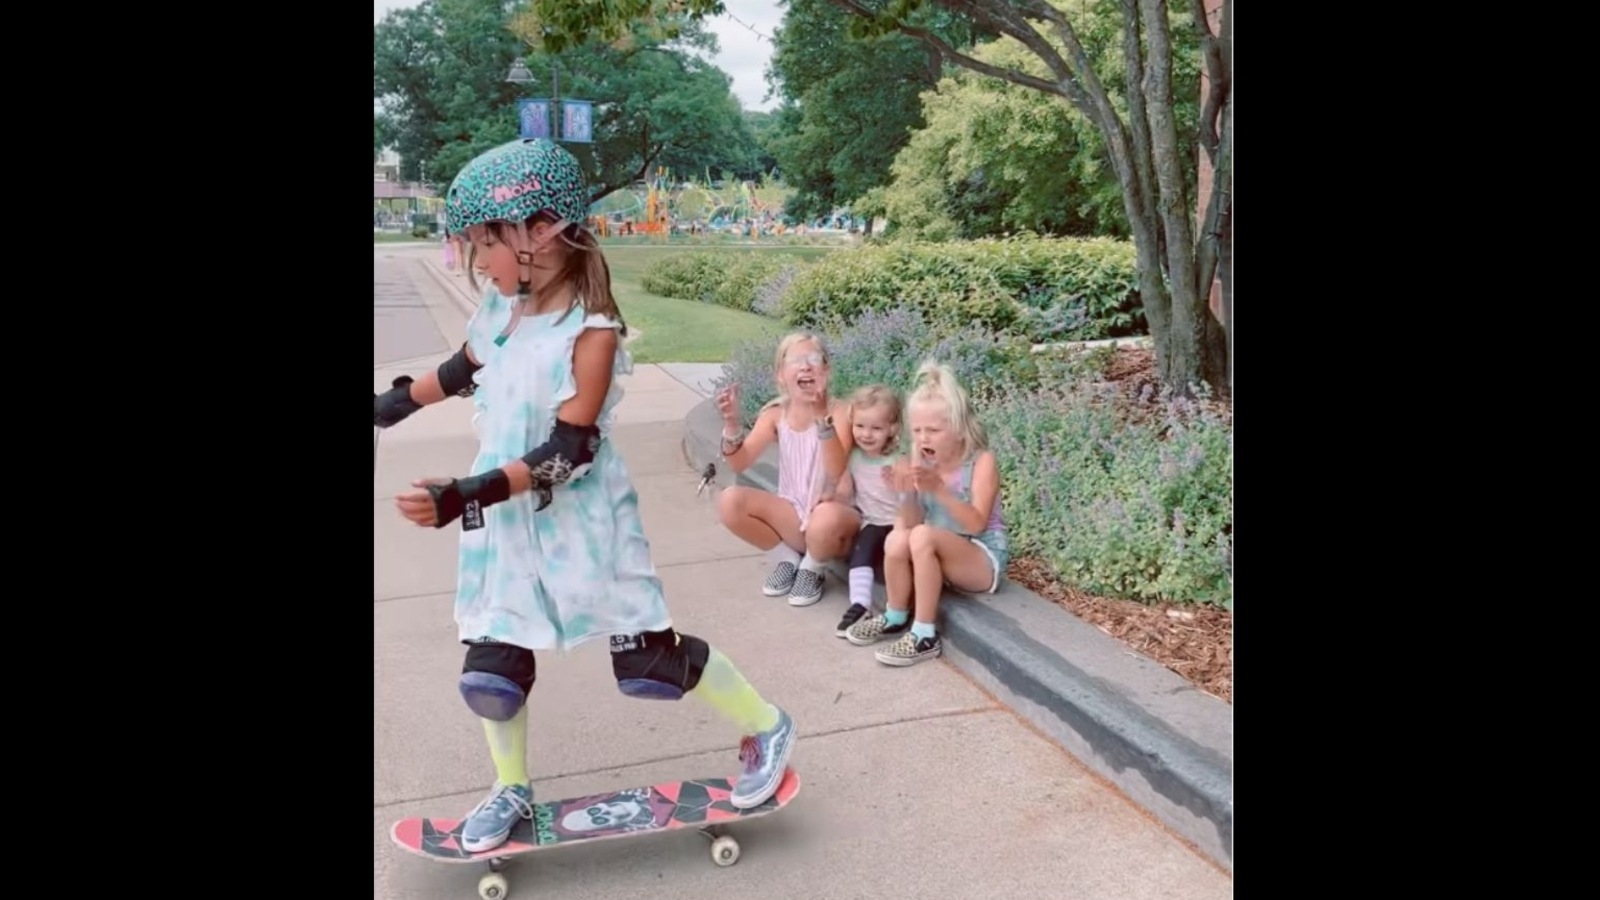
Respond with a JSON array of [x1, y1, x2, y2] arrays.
[[390, 768, 801, 899]]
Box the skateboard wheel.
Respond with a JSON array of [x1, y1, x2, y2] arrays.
[[710, 835, 740, 867], [478, 872, 509, 900]]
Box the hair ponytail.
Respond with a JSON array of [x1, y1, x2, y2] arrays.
[[562, 224, 626, 335], [908, 359, 987, 458]]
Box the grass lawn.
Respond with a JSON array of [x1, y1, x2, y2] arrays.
[[605, 245, 833, 363], [375, 232, 437, 244]]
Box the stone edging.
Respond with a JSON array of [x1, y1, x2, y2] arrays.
[[682, 396, 1233, 872]]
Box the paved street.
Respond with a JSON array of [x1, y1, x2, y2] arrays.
[[372, 248, 1233, 900]]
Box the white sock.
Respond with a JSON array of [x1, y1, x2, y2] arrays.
[[798, 553, 826, 574], [767, 544, 801, 568], [848, 567, 873, 608]]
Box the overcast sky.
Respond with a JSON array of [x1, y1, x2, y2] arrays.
[[374, 0, 785, 111]]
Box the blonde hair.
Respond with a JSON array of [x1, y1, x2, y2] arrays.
[[465, 213, 627, 335], [907, 359, 987, 459], [849, 384, 903, 454], [761, 331, 831, 411]]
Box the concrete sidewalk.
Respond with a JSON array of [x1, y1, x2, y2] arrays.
[[373, 251, 1231, 899]]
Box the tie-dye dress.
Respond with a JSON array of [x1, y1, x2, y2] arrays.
[[453, 288, 672, 652]]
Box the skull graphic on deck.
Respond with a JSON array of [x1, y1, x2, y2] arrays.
[[561, 792, 657, 833]]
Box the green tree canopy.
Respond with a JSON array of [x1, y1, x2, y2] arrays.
[[508, 0, 1233, 396], [764, 0, 980, 223], [375, 0, 760, 204]]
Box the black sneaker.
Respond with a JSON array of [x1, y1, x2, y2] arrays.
[[834, 603, 869, 637], [762, 562, 798, 597], [787, 568, 824, 607]]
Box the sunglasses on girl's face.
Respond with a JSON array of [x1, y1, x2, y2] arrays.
[[785, 352, 824, 368]]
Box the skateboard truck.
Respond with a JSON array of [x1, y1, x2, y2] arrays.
[[695, 462, 716, 496]]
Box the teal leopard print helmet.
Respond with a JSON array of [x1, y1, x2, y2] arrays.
[[443, 138, 591, 237]]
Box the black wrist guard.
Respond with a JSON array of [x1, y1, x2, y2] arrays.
[[519, 419, 602, 511], [375, 376, 423, 428], [436, 343, 482, 398], [427, 469, 513, 531]]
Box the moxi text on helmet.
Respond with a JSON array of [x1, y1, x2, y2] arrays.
[[491, 177, 544, 204]]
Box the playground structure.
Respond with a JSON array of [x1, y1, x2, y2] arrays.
[[375, 191, 445, 233], [588, 169, 809, 239]]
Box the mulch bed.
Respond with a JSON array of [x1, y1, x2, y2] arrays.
[[1011, 346, 1233, 704], [1008, 557, 1232, 704]]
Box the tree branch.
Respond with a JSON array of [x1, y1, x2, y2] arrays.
[[1136, 0, 1196, 319], [1191, 0, 1228, 166], [943, 0, 1100, 120], [821, 0, 1064, 98], [1194, 85, 1231, 300], [589, 123, 664, 205], [1025, 0, 1126, 131], [1118, 0, 1162, 268]]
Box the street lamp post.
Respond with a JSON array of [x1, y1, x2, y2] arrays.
[[506, 55, 592, 146], [506, 56, 558, 137]]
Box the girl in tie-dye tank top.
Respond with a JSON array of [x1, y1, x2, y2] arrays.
[[842, 360, 1008, 667]]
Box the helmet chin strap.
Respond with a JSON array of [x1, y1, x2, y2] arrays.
[[494, 218, 572, 347]]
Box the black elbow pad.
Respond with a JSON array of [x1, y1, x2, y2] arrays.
[[519, 420, 602, 510], [436, 343, 483, 398]]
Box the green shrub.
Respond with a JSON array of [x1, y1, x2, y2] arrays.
[[640, 252, 816, 313], [639, 252, 726, 304], [781, 233, 1144, 343], [986, 385, 1232, 608]]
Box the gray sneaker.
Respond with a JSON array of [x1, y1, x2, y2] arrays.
[[762, 562, 798, 597], [787, 568, 824, 606], [460, 782, 535, 852], [730, 708, 796, 809]]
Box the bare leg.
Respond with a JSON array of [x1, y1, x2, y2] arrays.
[[882, 527, 913, 613], [787, 500, 861, 606], [873, 525, 994, 666], [717, 486, 804, 552], [717, 486, 806, 596], [803, 501, 861, 561], [909, 525, 994, 625]]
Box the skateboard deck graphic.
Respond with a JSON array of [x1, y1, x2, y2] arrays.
[[391, 769, 799, 864]]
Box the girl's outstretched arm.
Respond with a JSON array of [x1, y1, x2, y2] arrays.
[[396, 328, 616, 528], [721, 406, 780, 473], [817, 398, 851, 480], [374, 342, 484, 427]]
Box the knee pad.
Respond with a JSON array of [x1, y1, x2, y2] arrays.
[[460, 641, 536, 721], [609, 630, 709, 700]]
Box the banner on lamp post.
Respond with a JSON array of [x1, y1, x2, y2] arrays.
[[517, 99, 552, 140], [559, 100, 593, 143]]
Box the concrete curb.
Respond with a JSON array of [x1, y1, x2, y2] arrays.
[[684, 396, 1234, 872]]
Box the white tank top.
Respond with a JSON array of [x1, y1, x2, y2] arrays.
[[848, 448, 900, 527]]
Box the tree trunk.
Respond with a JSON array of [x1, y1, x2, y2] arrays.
[[1103, 136, 1173, 374], [1218, 189, 1231, 392], [1139, 0, 1213, 397]]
